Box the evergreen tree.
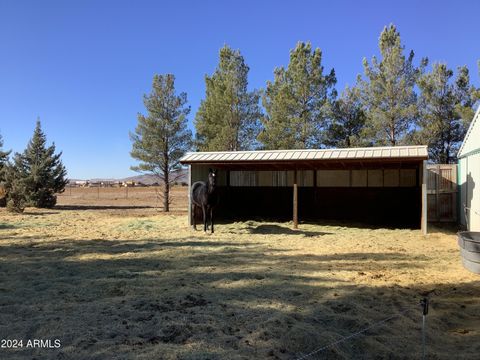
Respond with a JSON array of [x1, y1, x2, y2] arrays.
[[0, 134, 9, 174], [412, 64, 477, 163], [259, 42, 336, 149], [18, 120, 68, 208], [4, 156, 27, 213], [359, 24, 427, 145], [130, 74, 192, 212], [195, 45, 262, 151], [0, 133, 11, 207], [324, 86, 366, 148]]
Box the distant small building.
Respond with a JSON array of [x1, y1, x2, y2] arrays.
[[458, 106, 480, 231], [100, 181, 121, 187], [122, 181, 136, 187]]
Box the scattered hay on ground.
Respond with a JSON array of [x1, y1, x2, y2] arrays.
[[0, 207, 479, 359]]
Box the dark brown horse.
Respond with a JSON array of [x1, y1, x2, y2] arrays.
[[191, 169, 218, 233]]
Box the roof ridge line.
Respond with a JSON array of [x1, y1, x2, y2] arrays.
[[184, 145, 428, 156], [458, 105, 479, 157]]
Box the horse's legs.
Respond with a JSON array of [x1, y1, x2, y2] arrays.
[[202, 205, 207, 232], [205, 205, 210, 231], [192, 204, 197, 230], [210, 207, 214, 233]]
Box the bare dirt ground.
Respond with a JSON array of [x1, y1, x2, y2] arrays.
[[0, 188, 479, 359]]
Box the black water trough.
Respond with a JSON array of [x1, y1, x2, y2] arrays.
[[458, 232, 480, 274]]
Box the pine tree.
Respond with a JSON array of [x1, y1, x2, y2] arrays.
[[324, 86, 367, 148], [412, 64, 478, 163], [4, 156, 27, 213], [359, 24, 427, 146], [195, 45, 262, 151], [259, 42, 337, 149], [130, 74, 192, 212], [0, 133, 11, 207], [0, 134, 10, 183], [19, 120, 68, 208]]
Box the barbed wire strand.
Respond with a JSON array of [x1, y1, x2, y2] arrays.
[[295, 286, 459, 360], [295, 307, 412, 360]]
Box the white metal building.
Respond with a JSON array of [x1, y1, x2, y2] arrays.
[[458, 106, 480, 231]]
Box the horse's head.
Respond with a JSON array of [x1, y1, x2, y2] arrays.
[[208, 168, 217, 190]]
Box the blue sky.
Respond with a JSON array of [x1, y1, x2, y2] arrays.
[[0, 0, 479, 179]]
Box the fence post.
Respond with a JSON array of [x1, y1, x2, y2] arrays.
[[293, 169, 298, 229], [420, 297, 429, 360], [188, 165, 192, 226], [421, 160, 428, 235]]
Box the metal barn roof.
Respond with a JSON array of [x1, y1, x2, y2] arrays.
[[180, 145, 428, 164]]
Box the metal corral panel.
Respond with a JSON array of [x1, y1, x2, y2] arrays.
[[180, 145, 428, 164]]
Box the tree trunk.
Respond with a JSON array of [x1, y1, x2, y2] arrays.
[[390, 126, 396, 146], [163, 144, 170, 212], [163, 181, 169, 212], [389, 116, 396, 146]]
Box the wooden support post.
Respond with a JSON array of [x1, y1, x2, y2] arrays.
[[421, 160, 428, 235], [226, 169, 230, 218], [293, 169, 298, 229], [188, 165, 192, 226]]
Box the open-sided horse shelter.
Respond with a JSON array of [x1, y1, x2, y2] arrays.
[[180, 145, 429, 233]]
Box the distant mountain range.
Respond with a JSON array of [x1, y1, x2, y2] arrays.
[[69, 169, 188, 185]]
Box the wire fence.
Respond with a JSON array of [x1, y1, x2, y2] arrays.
[[56, 185, 188, 210], [294, 287, 459, 360]]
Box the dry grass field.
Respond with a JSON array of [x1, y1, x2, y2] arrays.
[[0, 187, 479, 359], [56, 186, 188, 211]]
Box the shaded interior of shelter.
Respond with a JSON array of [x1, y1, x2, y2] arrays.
[[191, 160, 424, 229]]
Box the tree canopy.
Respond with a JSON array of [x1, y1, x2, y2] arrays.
[[0, 133, 10, 183], [411, 64, 478, 163], [195, 45, 262, 151], [324, 86, 367, 148], [7, 120, 67, 209], [130, 74, 192, 211], [359, 24, 427, 146], [259, 42, 337, 149]]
